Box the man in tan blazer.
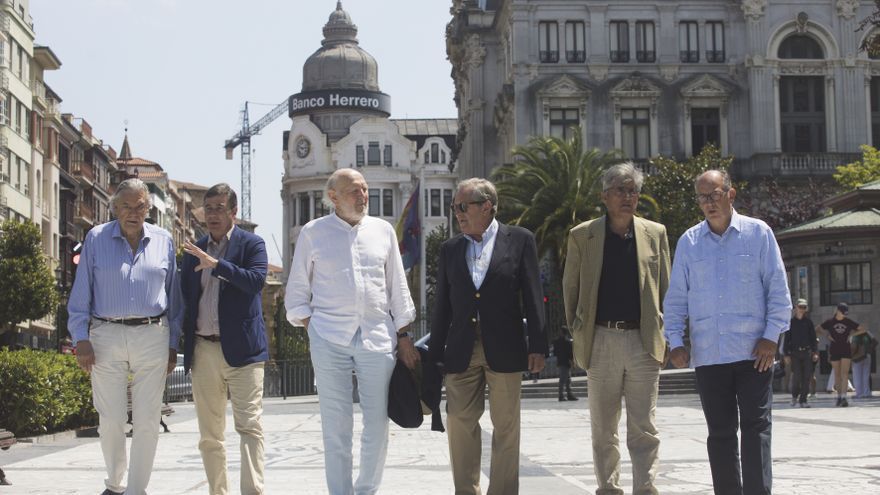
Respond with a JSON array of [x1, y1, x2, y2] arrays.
[[562, 162, 671, 495]]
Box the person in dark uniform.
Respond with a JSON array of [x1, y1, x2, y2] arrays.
[[553, 330, 578, 401], [817, 302, 868, 407], [783, 299, 818, 407]]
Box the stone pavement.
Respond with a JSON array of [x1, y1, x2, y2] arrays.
[[2, 393, 879, 494]]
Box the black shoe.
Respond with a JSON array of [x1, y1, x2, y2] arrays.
[[835, 397, 842, 407], [567, 395, 578, 401], [841, 398, 849, 407], [0, 477, 11, 486], [101, 490, 124, 495], [558, 397, 567, 401]]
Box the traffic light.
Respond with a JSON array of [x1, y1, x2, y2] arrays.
[[71, 241, 82, 265]]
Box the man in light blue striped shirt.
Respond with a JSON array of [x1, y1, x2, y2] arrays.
[[664, 170, 791, 495], [68, 178, 183, 495]]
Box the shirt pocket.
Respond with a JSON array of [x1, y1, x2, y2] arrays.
[[732, 254, 756, 284]]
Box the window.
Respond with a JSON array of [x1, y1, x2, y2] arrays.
[[431, 143, 440, 164], [425, 188, 453, 217], [872, 78, 880, 146], [706, 22, 725, 62], [539, 21, 559, 63], [383, 189, 393, 216], [313, 191, 327, 218], [384, 144, 392, 166], [679, 22, 699, 63], [356, 145, 364, 167], [298, 194, 310, 226], [0, 97, 6, 125], [691, 108, 720, 156], [635, 21, 655, 63], [610, 21, 629, 62], [368, 189, 393, 217], [15, 99, 22, 133], [779, 76, 826, 152], [565, 21, 585, 63], [424, 151, 429, 164], [367, 142, 380, 165], [820, 262, 871, 305], [549, 108, 579, 140], [621, 108, 650, 159], [778, 35, 824, 59]]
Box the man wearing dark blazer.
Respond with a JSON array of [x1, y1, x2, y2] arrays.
[[182, 183, 269, 495], [430, 178, 546, 495]]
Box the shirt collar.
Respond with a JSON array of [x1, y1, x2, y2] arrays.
[[465, 218, 498, 244], [209, 225, 235, 247], [332, 212, 365, 230], [111, 220, 151, 241], [699, 208, 741, 237]]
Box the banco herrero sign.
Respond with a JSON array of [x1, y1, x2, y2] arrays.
[[289, 89, 391, 117]]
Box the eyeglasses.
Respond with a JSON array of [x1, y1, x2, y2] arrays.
[[119, 203, 148, 214], [696, 189, 729, 205], [204, 205, 229, 216], [450, 200, 487, 213], [604, 187, 640, 198]]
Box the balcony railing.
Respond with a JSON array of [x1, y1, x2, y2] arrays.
[[680, 50, 699, 63], [539, 50, 559, 63], [706, 50, 725, 63], [46, 97, 61, 119], [636, 50, 656, 63], [76, 201, 94, 224], [743, 152, 862, 178], [565, 50, 585, 63], [610, 50, 630, 63], [71, 160, 95, 184]]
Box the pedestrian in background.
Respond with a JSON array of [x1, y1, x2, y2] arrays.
[[553, 330, 577, 402], [783, 299, 818, 407], [817, 303, 867, 407]]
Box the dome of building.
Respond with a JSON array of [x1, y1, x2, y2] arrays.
[[302, 1, 380, 92]]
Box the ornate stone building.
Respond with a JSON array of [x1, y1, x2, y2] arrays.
[[447, 0, 879, 181], [281, 2, 458, 274]]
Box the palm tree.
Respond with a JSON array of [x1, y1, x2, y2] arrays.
[[490, 131, 621, 271]]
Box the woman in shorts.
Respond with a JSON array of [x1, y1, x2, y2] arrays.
[[817, 302, 867, 407]]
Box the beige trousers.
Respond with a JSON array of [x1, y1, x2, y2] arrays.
[[588, 325, 661, 495], [191, 338, 265, 495], [90, 320, 169, 495], [445, 339, 522, 495]]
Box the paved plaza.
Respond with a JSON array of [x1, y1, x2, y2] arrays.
[[2, 392, 879, 494]]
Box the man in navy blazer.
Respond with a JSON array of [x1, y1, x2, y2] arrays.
[[430, 178, 546, 495], [182, 183, 269, 495]]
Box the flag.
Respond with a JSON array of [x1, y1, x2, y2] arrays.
[[396, 181, 421, 271]]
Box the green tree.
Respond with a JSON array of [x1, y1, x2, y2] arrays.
[[490, 131, 621, 271], [0, 220, 59, 347], [424, 224, 447, 314], [834, 145, 880, 190], [643, 144, 735, 247], [858, 1, 880, 57]]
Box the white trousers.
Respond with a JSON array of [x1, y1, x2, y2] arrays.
[[308, 328, 396, 495], [90, 320, 169, 495]]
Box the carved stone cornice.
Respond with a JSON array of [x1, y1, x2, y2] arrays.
[[836, 0, 859, 20], [741, 0, 767, 22]]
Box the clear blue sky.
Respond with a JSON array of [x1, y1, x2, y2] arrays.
[[31, 0, 458, 265]]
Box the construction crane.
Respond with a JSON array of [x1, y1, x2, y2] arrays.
[[223, 99, 288, 220]]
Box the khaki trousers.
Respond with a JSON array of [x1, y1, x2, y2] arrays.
[[588, 325, 661, 495], [445, 339, 522, 495], [191, 338, 265, 495], [90, 320, 169, 495]]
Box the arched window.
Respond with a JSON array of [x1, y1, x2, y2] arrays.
[[778, 35, 824, 59]]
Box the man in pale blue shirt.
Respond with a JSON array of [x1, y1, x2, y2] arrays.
[[68, 178, 183, 495], [664, 170, 791, 495]]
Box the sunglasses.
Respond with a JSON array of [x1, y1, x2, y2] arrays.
[[450, 200, 487, 213]]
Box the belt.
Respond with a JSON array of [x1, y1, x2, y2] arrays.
[[95, 313, 165, 326], [196, 334, 221, 343], [796, 347, 812, 352], [596, 320, 640, 330]]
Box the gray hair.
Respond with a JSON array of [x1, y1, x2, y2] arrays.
[[456, 177, 497, 214], [695, 169, 732, 191], [205, 183, 238, 211], [324, 168, 365, 208], [601, 162, 644, 192], [110, 178, 151, 216]]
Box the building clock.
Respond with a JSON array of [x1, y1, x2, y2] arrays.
[[295, 136, 311, 158]]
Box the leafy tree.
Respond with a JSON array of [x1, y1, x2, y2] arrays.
[[643, 144, 735, 247], [0, 220, 59, 347], [858, 1, 880, 57], [490, 131, 621, 271], [424, 224, 447, 316], [834, 145, 880, 190]]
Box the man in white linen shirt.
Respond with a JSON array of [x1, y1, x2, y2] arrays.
[[284, 168, 419, 495]]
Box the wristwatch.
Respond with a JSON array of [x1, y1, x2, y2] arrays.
[[397, 331, 412, 339]]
